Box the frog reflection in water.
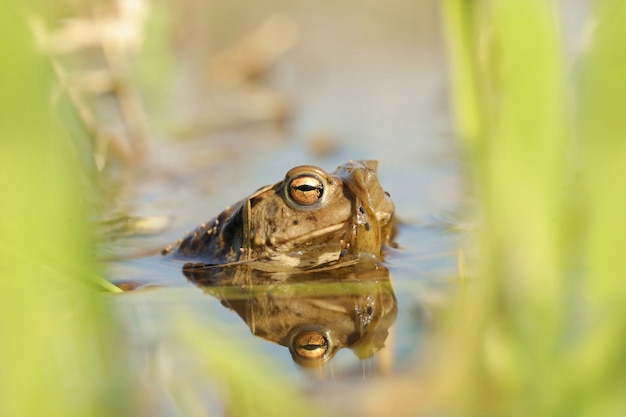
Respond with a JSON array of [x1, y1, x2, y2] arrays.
[[185, 266, 397, 367], [164, 160, 397, 366], [162, 160, 395, 271]]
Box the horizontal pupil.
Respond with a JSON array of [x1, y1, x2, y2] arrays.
[[301, 344, 324, 351], [296, 184, 319, 192], [295, 184, 323, 199]]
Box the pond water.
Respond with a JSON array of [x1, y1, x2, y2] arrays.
[[105, 1, 463, 414]]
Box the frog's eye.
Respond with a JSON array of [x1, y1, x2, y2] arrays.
[[288, 175, 324, 205], [288, 327, 336, 367], [293, 330, 328, 359], [283, 166, 331, 210]]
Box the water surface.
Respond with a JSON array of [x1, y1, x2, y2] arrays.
[[107, 1, 462, 413]]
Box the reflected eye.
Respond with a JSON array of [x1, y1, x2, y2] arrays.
[[288, 175, 324, 206], [288, 326, 336, 367], [292, 330, 329, 360]]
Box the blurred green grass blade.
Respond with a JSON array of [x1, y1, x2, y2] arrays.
[[437, 1, 567, 416], [478, 0, 567, 408], [485, 1, 565, 281], [574, 1, 626, 414], [439, 0, 626, 415], [0, 5, 131, 417], [579, 0, 626, 300], [440, 0, 483, 148], [88, 270, 124, 293]]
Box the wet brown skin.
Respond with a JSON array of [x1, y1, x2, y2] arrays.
[[163, 160, 394, 271]]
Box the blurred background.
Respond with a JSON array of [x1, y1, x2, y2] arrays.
[[2, 0, 626, 416]]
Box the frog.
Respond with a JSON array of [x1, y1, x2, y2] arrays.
[[162, 160, 395, 272]]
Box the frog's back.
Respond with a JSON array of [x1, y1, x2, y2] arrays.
[[163, 201, 245, 264]]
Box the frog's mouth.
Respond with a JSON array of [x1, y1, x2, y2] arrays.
[[271, 221, 350, 248], [260, 221, 351, 270]]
